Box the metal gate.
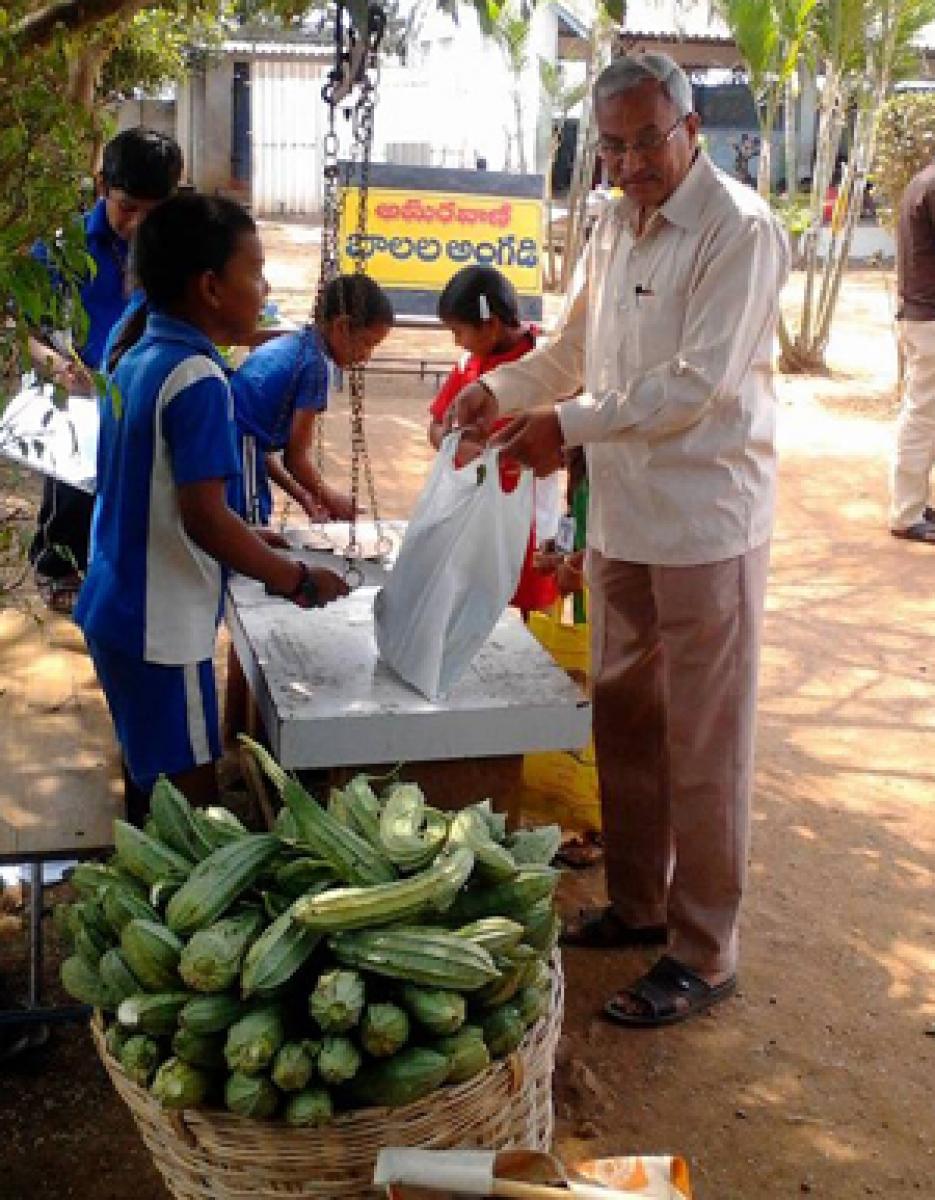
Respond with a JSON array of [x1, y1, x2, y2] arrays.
[[251, 59, 327, 216]]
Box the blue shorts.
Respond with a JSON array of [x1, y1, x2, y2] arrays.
[[86, 638, 221, 794]]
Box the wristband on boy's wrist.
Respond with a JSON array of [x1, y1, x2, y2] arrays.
[[282, 561, 319, 607]]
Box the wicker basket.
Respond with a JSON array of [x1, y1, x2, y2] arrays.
[[92, 957, 564, 1200]]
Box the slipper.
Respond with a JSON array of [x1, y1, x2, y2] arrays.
[[891, 520, 935, 544], [555, 832, 604, 870], [35, 570, 82, 614], [560, 905, 667, 949], [603, 955, 737, 1027]]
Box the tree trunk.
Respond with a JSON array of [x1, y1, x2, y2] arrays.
[[784, 71, 797, 202], [514, 83, 527, 174]]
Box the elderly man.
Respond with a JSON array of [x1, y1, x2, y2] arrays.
[[451, 54, 790, 1026]]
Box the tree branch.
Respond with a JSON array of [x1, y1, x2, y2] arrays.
[[6, 0, 151, 55]]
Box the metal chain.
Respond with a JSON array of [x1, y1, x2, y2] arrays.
[[314, 3, 390, 586]]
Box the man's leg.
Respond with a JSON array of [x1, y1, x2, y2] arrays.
[[29, 479, 94, 575], [654, 542, 770, 982], [589, 551, 671, 929], [891, 320, 935, 532]]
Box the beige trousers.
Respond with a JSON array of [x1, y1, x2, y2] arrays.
[[589, 542, 770, 979], [891, 318, 935, 530]]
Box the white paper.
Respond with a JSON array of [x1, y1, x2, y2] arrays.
[[374, 1148, 496, 1193]]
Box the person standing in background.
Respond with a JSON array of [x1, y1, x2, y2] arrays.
[[890, 160, 935, 544], [28, 128, 182, 609]]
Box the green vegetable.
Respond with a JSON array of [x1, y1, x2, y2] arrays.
[[480, 1004, 525, 1058], [293, 847, 473, 934], [150, 776, 213, 861], [113, 819, 194, 885], [98, 948, 143, 1005], [224, 1004, 285, 1075], [309, 969, 366, 1033], [179, 909, 264, 993], [360, 1003, 410, 1057], [453, 917, 525, 954], [60, 955, 114, 1009], [400, 984, 466, 1035], [240, 901, 321, 999], [166, 834, 281, 936], [515, 985, 550, 1028], [283, 1086, 333, 1126], [117, 993, 190, 1035], [316, 1035, 361, 1085], [432, 1026, 491, 1083], [506, 825, 562, 866], [239, 736, 395, 886], [379, 783, 447, 872], [448, 809, 517, 881], [329, 928, 499, 991], [104, 1021, 130, 1059], [101, 886, 159, 934], [443, 870, 558, 925], [271, 1040, 318, 1091], [172, 1028, 227, 1070], [151, 1057, 211, 1109], [179, 993, 250, 1035], [119, 1034, 163, 1086], [225, 1071, 280, 1118], [349, 1046, 449, 1108], [120, 919, 183, 991]]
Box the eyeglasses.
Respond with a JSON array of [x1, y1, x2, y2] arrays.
[[597, 116, 687, 159]]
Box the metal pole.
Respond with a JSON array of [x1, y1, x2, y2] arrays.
[[28, 861, 43, 1008]]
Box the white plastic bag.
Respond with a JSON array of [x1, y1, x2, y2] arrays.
[[374, 433, 533, 700]]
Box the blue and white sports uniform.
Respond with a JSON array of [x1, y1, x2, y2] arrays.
[[75, 313, 240, 791], [229, 326, 330, 523]]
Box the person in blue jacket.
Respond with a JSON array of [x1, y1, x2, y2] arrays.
[[28, 128, 182, 608], [228, 273, 394, 526], [76, 193, 349, 820]]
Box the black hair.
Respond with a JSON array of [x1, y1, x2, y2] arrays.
[[102, 128, 183, 201], [437, 266, 521, 328], [317, 273, 394, 329], [108, 193, 255, 370]]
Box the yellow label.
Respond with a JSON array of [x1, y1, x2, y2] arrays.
[[339, 186, 543, 296]]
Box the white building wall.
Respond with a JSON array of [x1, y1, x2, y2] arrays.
[[251, 59, 328, 215]]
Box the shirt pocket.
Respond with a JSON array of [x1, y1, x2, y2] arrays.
[[628, 288, 688, 373]]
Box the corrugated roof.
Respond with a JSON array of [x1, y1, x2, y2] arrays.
[[622, 0, 731, 41]]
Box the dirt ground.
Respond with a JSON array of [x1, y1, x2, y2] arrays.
[[0, 226, 933, 1200]]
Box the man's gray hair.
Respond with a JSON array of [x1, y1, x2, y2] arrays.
[[594, 53, 694, 118]]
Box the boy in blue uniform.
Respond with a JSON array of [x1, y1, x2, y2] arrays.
[[28, 128, 182, 608], [76, 193, 348, 818]]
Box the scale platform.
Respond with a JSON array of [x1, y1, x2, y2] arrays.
[[226, 521, 591, 772]]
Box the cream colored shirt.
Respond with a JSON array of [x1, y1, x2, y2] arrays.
[[484, 152, 790, 565]]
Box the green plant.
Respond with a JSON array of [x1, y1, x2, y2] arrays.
[[871, 91, 935, 228]]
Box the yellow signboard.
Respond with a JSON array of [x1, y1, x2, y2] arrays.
[[339, 186, 543, 300]]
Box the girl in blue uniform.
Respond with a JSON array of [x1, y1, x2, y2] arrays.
[[230, 275, 394, 526], [76, 193, 348, 818]]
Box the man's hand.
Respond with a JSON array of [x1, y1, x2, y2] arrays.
[[443, 381, 499, 440], [453, 435, 485, 468], [490, 410, 565, 477]]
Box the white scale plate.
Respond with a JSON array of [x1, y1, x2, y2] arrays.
[[227, 521, 592, 770]]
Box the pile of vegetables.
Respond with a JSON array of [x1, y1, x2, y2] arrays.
[[59, 738, 562, 1124]]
